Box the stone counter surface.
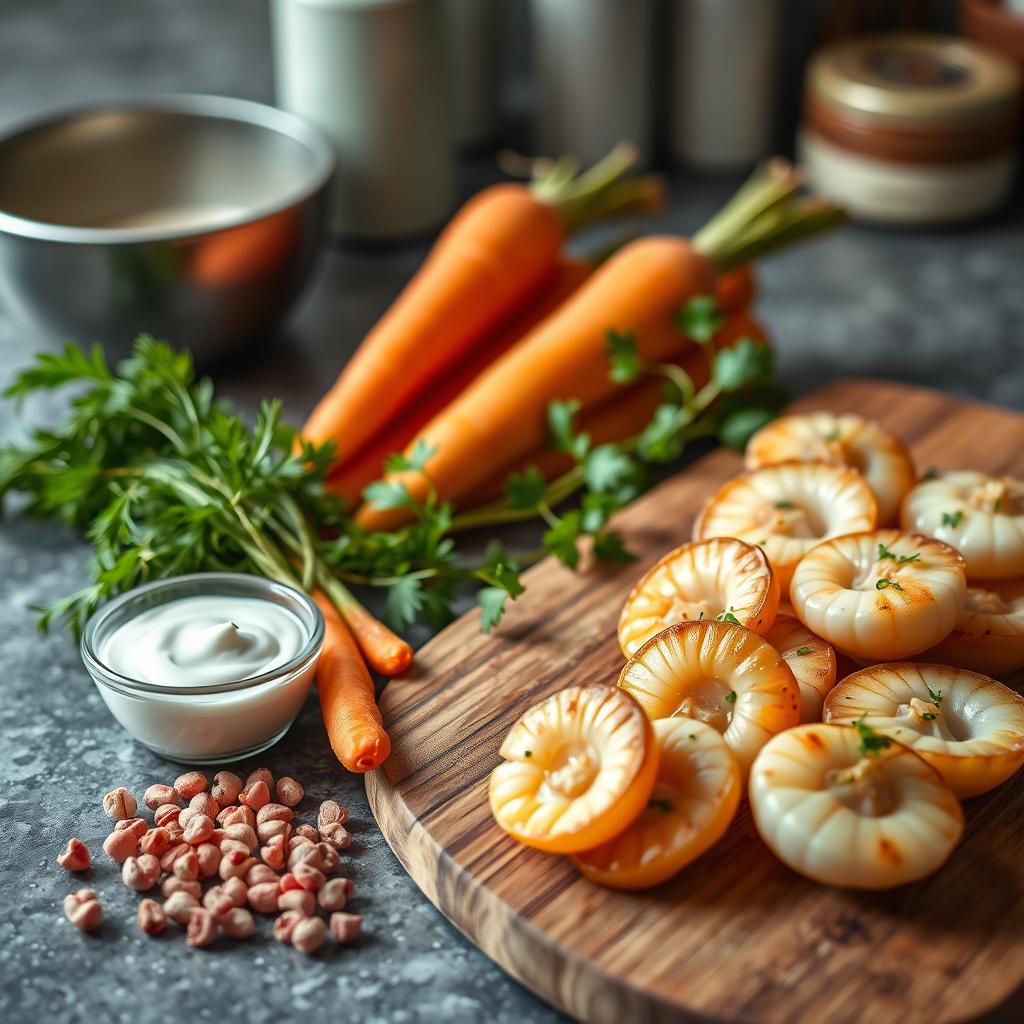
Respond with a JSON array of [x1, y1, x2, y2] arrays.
[[2, 3, 1023, 1023]]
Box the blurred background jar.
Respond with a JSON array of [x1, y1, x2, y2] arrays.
[[442, 0, 502, 152], [530, 0, 655, 166], [666, 0, 782, 171], [271, 0, 456, 240], [799, 33, 1022, 224]]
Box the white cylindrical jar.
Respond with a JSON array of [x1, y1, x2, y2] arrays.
[[271, 0, 456, 239], [531, 0, 654, 165], [800, 34, 1022, 225]]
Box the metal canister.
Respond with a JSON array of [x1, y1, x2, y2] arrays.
[[271, 0, 456, 239], [667, 0, 781, 171], [531, 0, 654, 165]]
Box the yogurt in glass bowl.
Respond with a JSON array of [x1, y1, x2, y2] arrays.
[[81, 572, 324, 764]]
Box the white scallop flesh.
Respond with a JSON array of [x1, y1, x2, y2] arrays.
[[790, 529, 966, 661], [746, 412, 915, 524], [900, 470, 1024, 579], [749, 723, 963, 889]]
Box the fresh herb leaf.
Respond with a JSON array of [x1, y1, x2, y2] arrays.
[[592, 530, 635, 564], [876, 542, 919, 564], [853, 714, 892, 758], [584, 444, 636, 494], [477, 586, 511, 633], [941, 510, 963, 528], [363, 479, 414, 510], [796, 646, 811, 656], [773, 500, 795, 510], [606, 329, 643, 384], [928, 687, 943, 706], [675, 295, 724, 344], [384, 438, 437, 474], [385, 575, 424, 630], [922, 466, 941, 481], [712, 339, 773, 394], [875, 578, 903, 591], [505, 466, 548, 510], [717, 407, 776, 451], [716, 608, 742, 625], [524, 750, 532, 758], [543, 510, 583, 569], [922, 712, 937, 721], [547, 399, 590, 461], [636, 403, 687, 463], [724, 690, 737, 703]]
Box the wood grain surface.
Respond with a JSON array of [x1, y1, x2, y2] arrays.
[[366, 380, 1024, 1024]]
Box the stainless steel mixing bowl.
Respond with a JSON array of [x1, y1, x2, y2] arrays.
[[0, 95, 334, 360]]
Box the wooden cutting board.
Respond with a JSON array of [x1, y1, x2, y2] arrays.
[[366, 380, 1024, 1024]]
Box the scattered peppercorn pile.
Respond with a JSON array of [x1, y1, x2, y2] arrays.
[[58, 767, 362, 955]]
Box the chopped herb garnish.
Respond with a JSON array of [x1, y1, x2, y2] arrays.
[[725, 690, 737, 704], [941, 510, 963, 528], [796, 646, 811, 656], [524, 750, 532, 758], [773, 500, 795, 510], [648, 798, 674, 813], [757, 539, 768, 547], [994, 497, 1003, 512], [922, 466, 941, 481], [717, 607, 742, 625], [922, 712, 937, 721], [853, 714, 892, 758], [877, 542, 919, 564], [927, 687, 943, 706], [824, 426, 841, 443], [689, 734, 697, 741], [876, 578, 903, 591]]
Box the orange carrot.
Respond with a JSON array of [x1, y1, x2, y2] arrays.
[[715, 265, 756, 314], [458, 312, 768, 507], [325, 256, 592, 505], [312, 592, 391, 773], [355, 236, 716, 531], [330, 257, 740, 505], [303, 148, 658, 465], [336, 593, 412, 677]]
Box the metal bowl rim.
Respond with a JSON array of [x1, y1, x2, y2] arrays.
[[0, 93, 335, 244]]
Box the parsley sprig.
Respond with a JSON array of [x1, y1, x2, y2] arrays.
[[2, 293, 781, 638], [852, 715, 892, 758]]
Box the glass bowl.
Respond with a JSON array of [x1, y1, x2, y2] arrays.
[[81, 572, 324, 765]]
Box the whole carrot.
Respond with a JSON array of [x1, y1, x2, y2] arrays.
[[312, 592, 391, 773], [355, 162, 843, 532], [302, 146, 658, 465], [325, 256, 592, 505], [329, 257, 742, 504], [458, 312, 768, 508], [355, 235, 715, 531]]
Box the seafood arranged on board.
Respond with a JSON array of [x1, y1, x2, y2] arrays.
[[490, 411, 1024, 891]]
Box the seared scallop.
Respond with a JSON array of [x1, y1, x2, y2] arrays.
[[694, 462, 876, 590], [618, 537, 779, 657], [823, 662, 1024, 798], [790, 530, 966, 662], [746, 411, 915, 525]]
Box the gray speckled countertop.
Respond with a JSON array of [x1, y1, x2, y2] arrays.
[[1, 3, 1023, 1023]]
